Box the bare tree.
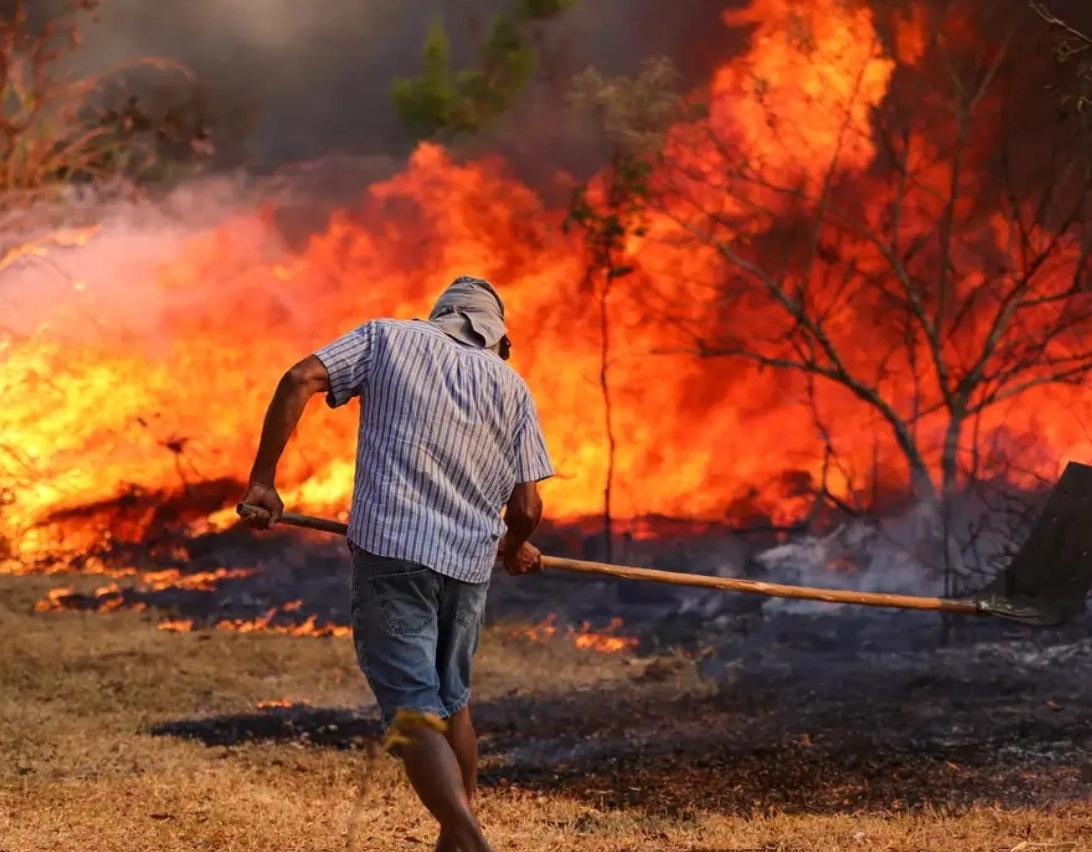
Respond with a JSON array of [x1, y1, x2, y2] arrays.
[[565, 59, 682, 561], [0, 0, 218, 204], [574, 3, 1092, 594]]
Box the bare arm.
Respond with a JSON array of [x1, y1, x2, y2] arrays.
[[500, 388, 553, 573], [248, 354, 330, 487], [240, 323, 374, 530], [501, 481, 543, 553]]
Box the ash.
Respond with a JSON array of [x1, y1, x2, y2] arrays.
[[133, 510, 1092, 812]]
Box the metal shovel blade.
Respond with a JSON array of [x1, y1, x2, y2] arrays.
[[971, 461, 1092, 627]]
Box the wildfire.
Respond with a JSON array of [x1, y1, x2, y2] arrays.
[[215, 609, 351, 639], [37, 584, 350, 637], [2, 0, 1090, 584], [37, 576, 637, 653], [31, 566, 353, 639], [509, 613, 639, 654], [32, 567, 257, 611]]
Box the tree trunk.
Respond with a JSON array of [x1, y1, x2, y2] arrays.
[[599, 278, 616, 564], [938, 413, 965, 645]]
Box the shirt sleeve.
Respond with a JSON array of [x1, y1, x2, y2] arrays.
[[514, 390, 555, 483], [313, 321, 376, 408]]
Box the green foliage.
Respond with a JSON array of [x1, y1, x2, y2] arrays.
[[564, 151, 653, 285], [391, 0, 573, 140]]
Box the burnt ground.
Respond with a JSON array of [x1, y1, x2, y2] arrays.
[[71, 520, 1089, 819], [6, 509, 1083, 821], [148, 607, 1092, 816]]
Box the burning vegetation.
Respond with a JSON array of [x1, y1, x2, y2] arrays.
[[1, 0, 1091, 640], [3, 8, 1092, 849], [507, 614, 639, 654]]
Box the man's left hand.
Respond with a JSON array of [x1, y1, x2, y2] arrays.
[[239, 482, 285, 529]]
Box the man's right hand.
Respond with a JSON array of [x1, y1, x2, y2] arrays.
[[501, 540, 543, 576], [238, 482, 285, 530]]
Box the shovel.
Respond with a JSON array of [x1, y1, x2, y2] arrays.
[[237, 461, 1092, 628]]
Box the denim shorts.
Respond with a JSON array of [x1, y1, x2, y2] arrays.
[[349, 546, 490, 728]]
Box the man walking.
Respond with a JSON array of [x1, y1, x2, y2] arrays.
[[239, 275, 554, 852]]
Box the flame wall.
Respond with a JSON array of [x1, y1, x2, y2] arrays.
[[3, 0, 1092, 560]]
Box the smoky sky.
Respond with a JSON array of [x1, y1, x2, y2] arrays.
[[26, 0, 733, 173], [18, 0, 1082, 177]]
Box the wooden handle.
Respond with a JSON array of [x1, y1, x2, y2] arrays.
[[255, 507, 350, 536], [536, 555, 981, 614], [236, 503, 983, 616]]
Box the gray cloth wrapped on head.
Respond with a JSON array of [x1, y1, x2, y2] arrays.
[[427, 275, 507, 349]]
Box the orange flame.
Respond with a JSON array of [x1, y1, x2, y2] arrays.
[[34, 586, 76, 611], [572, 617, 640, 653], [157, 618, 194, 632], [36, 581, 350, 638], [214, 609, 351, 639], [1, 0, 1090, 569], [508, 613, 638, 654], [255, 698, 312, 709]]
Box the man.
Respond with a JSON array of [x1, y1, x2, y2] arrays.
[[239, 275, 554, 852]]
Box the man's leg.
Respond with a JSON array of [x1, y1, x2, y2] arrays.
[[396, 719, 491, 852], [445, 707, 479, 800], [433, 576, 491, 852], [434, 707, 479, 852], [349, 549, 493, 852]]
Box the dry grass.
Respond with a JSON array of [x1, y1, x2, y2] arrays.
[[1, 573, 1089, 852]]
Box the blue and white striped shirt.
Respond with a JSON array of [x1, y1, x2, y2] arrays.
[[313, 318, 554, 583]]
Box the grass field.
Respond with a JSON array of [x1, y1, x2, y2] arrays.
[[1, 572, 1089, 852]]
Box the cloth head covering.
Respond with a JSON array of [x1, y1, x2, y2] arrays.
[[427, 275, 507, 349]]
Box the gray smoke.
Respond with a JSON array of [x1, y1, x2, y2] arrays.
[[33, 0, 734, 173], [15, 0, 1089, 179]]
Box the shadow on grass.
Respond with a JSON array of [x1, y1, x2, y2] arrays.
[[149, 676, 1091, 816]]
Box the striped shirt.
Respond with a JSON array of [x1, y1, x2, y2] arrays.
[[313, 318, 554, 583]]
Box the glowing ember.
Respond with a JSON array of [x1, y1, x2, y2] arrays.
[[34, 586, 76, 612], [255, 698, 312, 709], [157, 618, 194, 632]]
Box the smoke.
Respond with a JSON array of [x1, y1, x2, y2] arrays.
[[0, 176, 267, 341], [25, 0, 736, 173]]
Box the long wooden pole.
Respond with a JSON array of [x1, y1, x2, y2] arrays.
[[237, 504, 984, 617]]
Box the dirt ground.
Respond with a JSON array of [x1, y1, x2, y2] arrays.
[[1, 572, 1090, 852]]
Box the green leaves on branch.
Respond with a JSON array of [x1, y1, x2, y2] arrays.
[[565, 151, 653, 284], [392, 0, 573, 140]]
